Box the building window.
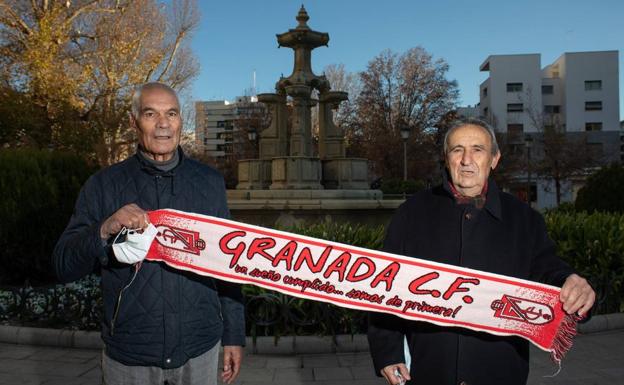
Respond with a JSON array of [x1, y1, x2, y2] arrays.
[[483, 107, 489, 116], [506, 83, 523, 92], [217, 144, 233, 153], [507, 103, 523, 112], [585, 122, 603, 131], [585, 80, 602, 91], [203, 138, 208, 145], [585, 101, 602, 111], [507, 124, 524, 135], [542, 85, 554, 94], [483, 87, 488, 97], [544, 105, 560, 114], [217, 132, 234, 141], [216, 121, 226, 128]]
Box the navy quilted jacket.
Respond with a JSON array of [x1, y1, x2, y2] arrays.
[[53, 148, 245, 368]]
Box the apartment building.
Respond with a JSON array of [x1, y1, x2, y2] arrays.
[[194, 96, 261, 158], [478, 51, 620, 208], [479, 51, 619, 135]]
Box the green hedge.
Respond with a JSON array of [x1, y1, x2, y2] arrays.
[[545, 211, 624, 314], [380, 178, 426, 195], [575, 164, 624, 213], [0, 149, 96, 285], [243, 221, 385, 338]]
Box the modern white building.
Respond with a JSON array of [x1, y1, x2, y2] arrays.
[[479, 51, 619, 134], [195, 100, 236, 157], [478, 51, 621, 209]]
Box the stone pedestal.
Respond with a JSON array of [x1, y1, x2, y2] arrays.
[[322, 158, 369, 189], [270, 157, 323, 190], [236, 159, 272, 190], [226, 188, 398, 228], [285, 85, 314, 157], [257, 93, 288, 159], [318, 91, 348, 159]]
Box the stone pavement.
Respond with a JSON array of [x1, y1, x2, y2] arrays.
[[0, 328, 623, 385]]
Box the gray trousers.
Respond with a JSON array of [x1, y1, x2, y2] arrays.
[[102, 343, 219, 385]]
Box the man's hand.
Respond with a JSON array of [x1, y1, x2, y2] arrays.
[[560, 273, 596, 317], [100, 204, 150, 240], [381, 363, 410, 385], [221, 345, 243, 384]]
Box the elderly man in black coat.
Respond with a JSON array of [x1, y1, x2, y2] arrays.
[[367, 118, 595, 385]]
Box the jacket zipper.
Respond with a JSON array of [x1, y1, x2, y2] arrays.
[[155, 175, 161, 208], [110, 262, 142, 336]]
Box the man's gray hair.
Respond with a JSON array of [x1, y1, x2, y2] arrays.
[[131, 82, 179, 119], [443, 118, 500, 156]]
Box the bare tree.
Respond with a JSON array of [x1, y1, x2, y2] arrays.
[[323, 63, 361, 150], [521, 89, 596, 205], [355, 47, 458, 179]]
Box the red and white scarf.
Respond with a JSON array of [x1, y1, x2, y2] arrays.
[[136, 209, 580, 363]]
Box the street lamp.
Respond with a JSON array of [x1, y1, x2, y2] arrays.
[[400, 126, 410, 181], [525, 134, 533, 208], [248, 127, 258, 158]]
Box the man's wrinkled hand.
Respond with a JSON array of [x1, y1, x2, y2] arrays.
[[560, 273, 595, 317], [381, 363, 410, 385], [100, 203, 150, 240], [221, 345, 243, 384]]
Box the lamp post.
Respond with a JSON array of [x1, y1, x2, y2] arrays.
[[400, 126, 410, 181], [525, 134, 533, 208], [247, 127, 258, 158]]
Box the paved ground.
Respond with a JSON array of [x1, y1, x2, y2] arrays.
[[0, 329, 622, 385]]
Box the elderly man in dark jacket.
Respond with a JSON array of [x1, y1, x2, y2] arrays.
[[368, 118, 595, 385], [53, 82, 245, 385]]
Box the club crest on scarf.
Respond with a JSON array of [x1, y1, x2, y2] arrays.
[[491, 295, 554, 325], [155, 225, 206, 255]]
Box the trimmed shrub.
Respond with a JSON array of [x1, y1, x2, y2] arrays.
[[243, 221, 385, 338], [289, 220, 385, 251], [380, 178, 426, 195], [545, 211, 624, 314], [0, 149, 97, 285], [575, 164, 624, 213]]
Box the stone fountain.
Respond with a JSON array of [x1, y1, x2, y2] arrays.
[[227, 6, 401, 227]]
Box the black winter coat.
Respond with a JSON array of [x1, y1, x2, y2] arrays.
[[53, 148, 245, 368], [367, 177, 574, 385]]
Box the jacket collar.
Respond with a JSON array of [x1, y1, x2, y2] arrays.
[[135, 146, 185, 176], [133, 146, 185, 196], [483, 177, 503, 221]]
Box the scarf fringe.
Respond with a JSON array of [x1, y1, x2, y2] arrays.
[[546, 313, 583, 376]]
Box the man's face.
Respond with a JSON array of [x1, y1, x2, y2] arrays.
[[132, 88, 182, 162], [445, 124, 501, 197]]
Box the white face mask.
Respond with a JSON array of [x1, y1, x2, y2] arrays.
[[112, 224, 158, 265]]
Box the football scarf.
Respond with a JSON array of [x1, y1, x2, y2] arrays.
[[128, 209, 580, 364]]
